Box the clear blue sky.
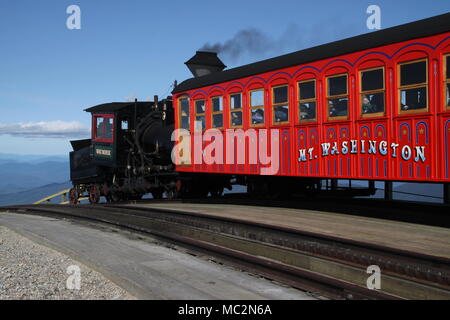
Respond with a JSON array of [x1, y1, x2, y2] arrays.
[[0, 0, 449, 155]]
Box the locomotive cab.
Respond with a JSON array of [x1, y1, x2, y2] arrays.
[[91, 113, 117, 166], [86, 102, 142, 168], [86, 98, 174, 169]]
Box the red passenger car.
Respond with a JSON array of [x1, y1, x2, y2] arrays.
[[172, 13, 450, 199]]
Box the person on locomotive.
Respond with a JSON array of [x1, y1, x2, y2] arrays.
[[96, 117, 113, 140]]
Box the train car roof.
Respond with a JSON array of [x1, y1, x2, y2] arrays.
[[84, 102, 154, 113], [172, 12, 450, 94]]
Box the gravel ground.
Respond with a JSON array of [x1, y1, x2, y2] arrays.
[[0, 226, 135, 300]]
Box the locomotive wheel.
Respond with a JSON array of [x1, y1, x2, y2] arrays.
[[110, 183, 122, 202], [102, 183, 111, 202], [69, 188, 79, 204], [89, 185, 101, 204]]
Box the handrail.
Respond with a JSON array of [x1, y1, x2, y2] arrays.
[[34, 189, 71, 204]]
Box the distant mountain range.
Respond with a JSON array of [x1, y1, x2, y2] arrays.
[[0, 181, 72, 206], [0, 153, 69, 195], [0, 153, 67, 164]]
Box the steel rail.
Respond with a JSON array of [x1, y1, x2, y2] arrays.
[[2, 204, 449, 299], [107, 203, 450, 297]]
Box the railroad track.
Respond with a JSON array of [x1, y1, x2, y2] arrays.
[[2, 203, 449, 300], [183, 194, 450, 228], [109, 193, 450, 228]]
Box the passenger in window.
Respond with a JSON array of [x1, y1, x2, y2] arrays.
[[231, 112, 242, 126], [252, 109, 264, 124], [181, 110, 189, 130], [329, 99, 348, 117], [329, 101, 336, 117], [300, 103, 316, 120], [274, 106, 288, 122], [400, 87, 427, 111], [213, 114, 223, 128], [362, 95, 377, 114]]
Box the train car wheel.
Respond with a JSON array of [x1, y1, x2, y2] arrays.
[[89, 185, 100, 204]]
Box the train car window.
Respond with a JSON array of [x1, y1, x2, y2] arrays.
[[95, 117, 113, 140], [178, 97, 190, 130], [195, 99, 206, 130], [272, 85, 289, 124], [399, 59, 428, 113], [230, 93, 243, 128], [121, 120, 128, 130], [327, 74, 348, 120], [250, 89, 265, 126], [447, 55, 450, 79], [446, 55, 450, 109], [211, 96, 223, 128], [298, 80, 316, 122], [360, 68, 385, 117]]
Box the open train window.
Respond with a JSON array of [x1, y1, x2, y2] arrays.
[[94, 116, 114, 142], [211, 96, 223, 128], [298, 79, 316, 122], [360, 67, 385, 117], [327, 74, 349, 120], [250, 89, 265, 126], [272, 85, 289, 124], [195, 99, 206, 130], [445, 54, 450, 110], [230, 93, 243, 128], [178, 97, 190, 131], [399, 59, 428, 113]]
